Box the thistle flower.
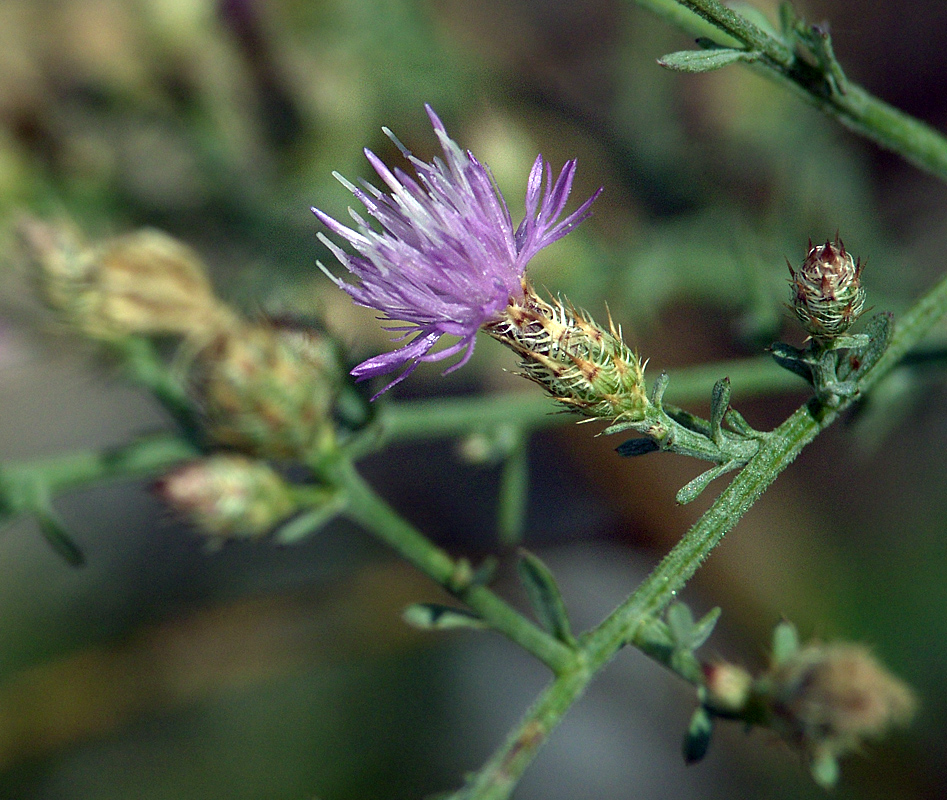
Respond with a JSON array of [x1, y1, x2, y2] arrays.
[[789, 237, 866, 341], [313, 105, 600, 396]]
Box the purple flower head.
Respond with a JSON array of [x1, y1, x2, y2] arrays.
[[313, 105, 601, 397]]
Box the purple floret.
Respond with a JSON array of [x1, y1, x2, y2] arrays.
[[314, 105, 600, 397]]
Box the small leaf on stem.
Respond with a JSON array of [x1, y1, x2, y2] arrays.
[[402, 603, 487, 631], [710, 378, 731, 446], [517, 549, 576, 646], [658, 47, 763, 73]]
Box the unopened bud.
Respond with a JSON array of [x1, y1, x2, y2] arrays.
[[157, 455, 296, 539], [788, 237, 866, 341], [194, 320, 342, 459], [702, 661, 754, 716], [17, 217, 100, 325], [486, 282, 649, 422]]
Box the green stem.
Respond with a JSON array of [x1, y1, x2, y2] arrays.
[[633, 0, 947, 182], [1, 435, 197, 512], [380, 356, 800, 442], [675, 0, 792, 64], [458, 269, 947, 799], [322, 456, 577, 675], [111, 336, 202, 441]]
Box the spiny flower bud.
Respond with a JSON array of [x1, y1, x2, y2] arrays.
[[485, 282, 649, 422], [19, 218, 234, 341], [788, 237, 866, 341], [764, 642, 916, 771], [157, 455, 296, 540], [194, 320, 342, 460]]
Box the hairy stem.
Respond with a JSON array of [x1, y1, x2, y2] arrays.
[[634, 0, 947, 181]]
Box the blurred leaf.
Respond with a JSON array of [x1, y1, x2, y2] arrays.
[[517, 550, 575, 645], [683, 706, 715, 764], [771, 620, 800, 665], [34, 506, 85, 567], [402, 603, 487, 631]]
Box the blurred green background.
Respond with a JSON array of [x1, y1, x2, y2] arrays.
[[1, 0, 946, 798]]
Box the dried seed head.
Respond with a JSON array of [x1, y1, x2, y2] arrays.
[[764, 642, 916, 769], [486, 282, 649, 422], [193, 320, 343, 459], [157, 455, 296, 539], [789, 237, 866, 341]]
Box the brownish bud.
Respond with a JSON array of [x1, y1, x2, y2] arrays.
[[765, 642, 916, 766], [157, 455, 296, 539], [93, 229, 235, 338], [194, 320, 342, 459], [702, 660, 754, 716]]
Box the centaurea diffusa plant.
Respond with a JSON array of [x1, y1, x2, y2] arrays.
[[9, 1, 947, 796]]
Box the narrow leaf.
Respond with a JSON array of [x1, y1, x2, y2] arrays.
[[35, 508, 85, 567], [724, 407, 757, 437], [689, 607, 722, 650], [811, 752, 840, 789], [649, 370, 670, 406], [676, 461, 736, 504], [402, 603, 487, 631], [771, 620, 800, 665], [666, 602, 696, 645], [844, 312, 894, 381], [517, 550, 575, 645], [709, 378, 731, 445], [616, 438, 660, 457], [769, 341, 815, 383], [658, 48, 762, 73], [670, 649, 703, 684]]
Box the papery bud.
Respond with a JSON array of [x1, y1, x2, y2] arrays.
[[92, 229, 235, 339], [789, 237, 866, 341], [486, 282, 649, 422], [157, 455, 296, 539], [19, 218, 233, 340], [763, 642, 916, 779], [194, 320, 342, 459], [18, 218, 101, 325]]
